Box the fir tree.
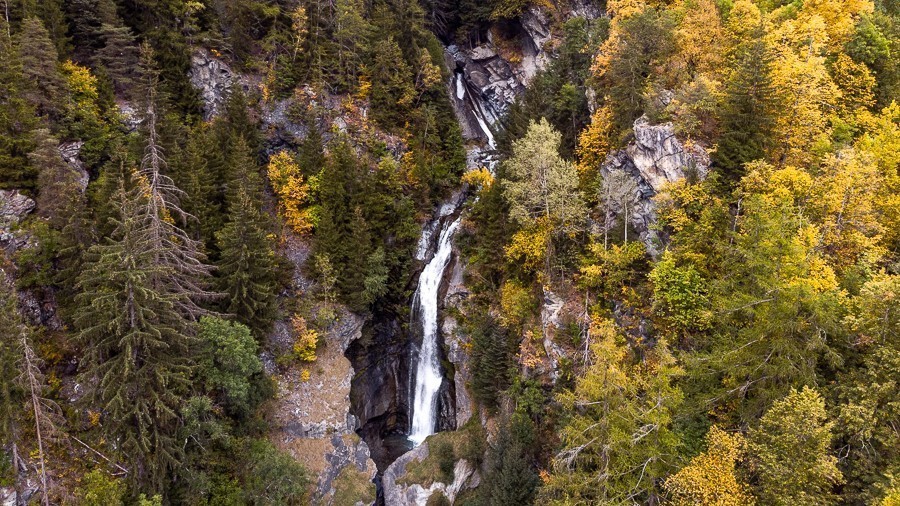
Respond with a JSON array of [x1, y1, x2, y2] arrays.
[[17, 17, 64, 119], [29, 128, 81, 227], [313, 141, 371, 309], [0, 16, 37, 191], [136, 42, 215, 318], [95, 22, 139, 96], [170, 124, 222, 250]]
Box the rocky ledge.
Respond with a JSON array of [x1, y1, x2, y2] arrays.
[[601, 116, 710, 256]]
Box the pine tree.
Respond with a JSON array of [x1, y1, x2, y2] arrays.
[[216, 137, 278, 339], [0, 280, 58, 506], [478, 415, 539, 505], [714, 35, 778, 181], [75, 180, 196, 493]]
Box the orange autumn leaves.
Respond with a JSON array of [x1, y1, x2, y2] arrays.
[[266, 150, 315, 235]]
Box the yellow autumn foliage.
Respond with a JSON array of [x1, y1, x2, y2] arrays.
[[291, 315, 318, 362], [504, 217, 550, 275], [461, 167, 494, 192], [665, 426, 754, 506], [576, 105, 614, 179], [267, 151, 314, 234]]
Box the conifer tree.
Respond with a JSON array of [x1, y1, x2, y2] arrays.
[[216, 136, 278, 339], [29, 128, 81, 228], [714, 35, 778, 181], [17, 17, 64, 119], [0, 16, 37, 191], [170, 124, 221, 249], [313, 140, 371, 308], [75, 179, 196, 493], [0, 279, 26, 503], [135, 43, 214, 318], [95, 22, 139, 96], [540, 317, 683, 504]]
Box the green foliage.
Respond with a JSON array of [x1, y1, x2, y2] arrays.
[[501, 16, 608, 158], [0, 22, 37, 191], [649, 251, 712, 336], [599, 7, 677, 132], [540, 318, 683, 504], [216, 139, 280, 338], [75, 182, 198, 493], [198, 317, 262, 416], [834, 273, 900, 503], [468, 315, 514, 410], [748, 387, 843, 505], [17, 17, 64, 119], [313, 141, 418, 310], [241, 439, 311, 505], [714, 36, 778, 181], [76, 469, 126, 506], [434, 439, 456, 483], [475, 415, 539, 506]]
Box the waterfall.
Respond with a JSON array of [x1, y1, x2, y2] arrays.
[[407, 72, 500, 446], [409, 216, 462, 444]]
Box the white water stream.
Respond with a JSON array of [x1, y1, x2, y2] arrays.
[[407, 73, 499, 445], [408, 216, 462, 444]]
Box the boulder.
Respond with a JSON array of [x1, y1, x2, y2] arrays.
[[381, 442, 480, 506], [0, 190, 34, 227]]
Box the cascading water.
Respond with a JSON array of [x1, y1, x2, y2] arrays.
[[409, 216, 462, 444], [406, 72, 499, 446]]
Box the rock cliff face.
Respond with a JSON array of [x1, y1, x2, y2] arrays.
[[189, 49, 239, 119], [445, 8, 552, 143], [380, 442, 480, 506], [600, 116, 710, 256], [267, 235, 378, 505]]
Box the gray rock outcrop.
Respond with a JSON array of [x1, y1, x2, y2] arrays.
[[0, 190, 35, 253], [189, 49, 237, 119], [600, 116, 710, 256], [381, 442, 480, 506]]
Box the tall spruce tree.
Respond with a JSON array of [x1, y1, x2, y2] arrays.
[[17, 17, 64, 119], [29, 128, 81, 227], [0, 15, 37, 191], [96, 23, 139, 96], [135, 43, 214, 318], [215, 137, 278, 339], [170, 124, 222, 250], [75, 179, 196, 492]]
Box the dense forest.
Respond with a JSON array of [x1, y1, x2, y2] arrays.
[[0, 0, 898, 503]]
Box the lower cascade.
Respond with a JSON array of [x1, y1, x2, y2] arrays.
[[409, 215, 462, 445]]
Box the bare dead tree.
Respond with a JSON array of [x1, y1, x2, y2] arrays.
[[134, 44, 218, 321]]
